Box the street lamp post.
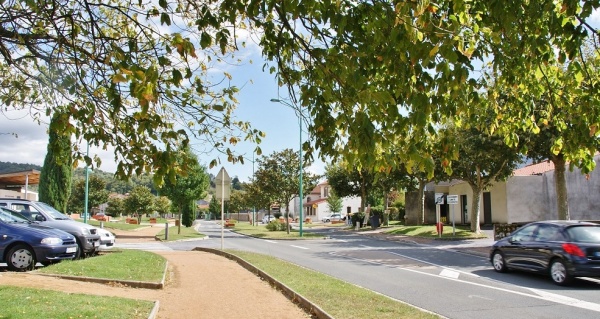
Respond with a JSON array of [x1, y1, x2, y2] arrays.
[[84, 142, 90, 224], [270, 98, 303, 237]]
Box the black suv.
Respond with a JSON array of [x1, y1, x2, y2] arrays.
[[0, 198, 100, 258]]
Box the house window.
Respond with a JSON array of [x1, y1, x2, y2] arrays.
[[323, 186, 329, 198], [461, 195, 468, 223]]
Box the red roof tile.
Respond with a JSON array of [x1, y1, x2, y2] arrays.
[[513, 161, 555, 176]]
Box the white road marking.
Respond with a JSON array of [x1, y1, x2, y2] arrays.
[[264, 240, 278, 244], [440, 269, 460, 279], [290, 245, 309, 250], [387, 251, 480, 278], [529, 288, 600, 313]]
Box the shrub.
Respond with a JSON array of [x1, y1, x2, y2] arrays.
[[393, 201, 405, 220], [351, 212, 366, 227], [387, 207, 399, 220], [371, 207, 384, 216], [265, 220, 291, 231]]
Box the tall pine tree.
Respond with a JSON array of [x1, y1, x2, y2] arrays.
[[39, 111, 73, 213]]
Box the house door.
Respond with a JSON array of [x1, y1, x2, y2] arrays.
[[461, 195, 468, 223], [483, 192, 492, 225]]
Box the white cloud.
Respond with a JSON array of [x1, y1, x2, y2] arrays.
[[590, 9, 600, 26], [0, 113, 49, 166], [0, 112, 119, 173]]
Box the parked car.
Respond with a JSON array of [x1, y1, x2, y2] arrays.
[[262, 215, 276, 224], [490, 220, 600, 285], [0, 198, 100, 258], [0, 207, 78, 271], [321, 213, 343, 223], [96, 227, 116, 251]]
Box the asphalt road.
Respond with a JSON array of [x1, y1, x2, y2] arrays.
[[121, 221, 600, 319]]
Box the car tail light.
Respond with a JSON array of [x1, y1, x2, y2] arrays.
[[562, 243, 585, 257]]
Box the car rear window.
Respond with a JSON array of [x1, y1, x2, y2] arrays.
[[566, 226, 600, 243]]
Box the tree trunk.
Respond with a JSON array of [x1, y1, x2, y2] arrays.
[[470, 185, 482, 234], [286, 207, 290, 234], [360, 174, 367, 213], [178, 203, 182, 235], [552, 155, 570, 220], [417, 180, 426, 225]]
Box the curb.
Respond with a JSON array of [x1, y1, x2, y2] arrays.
[[193, 247, 334, 319], [147, 300, 160, 319], [37, 260, 168, 289]]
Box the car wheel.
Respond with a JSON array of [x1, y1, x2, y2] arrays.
[[6, 244, 36, 271], [74, 239, 84, 259], [491, 250, 508, 273], [550, 259, 573, 286]]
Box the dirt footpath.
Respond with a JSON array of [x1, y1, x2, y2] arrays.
[[0, 225, 311, 319]]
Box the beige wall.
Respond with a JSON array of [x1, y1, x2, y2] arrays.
[[439, 181, 507, 225], [447, 183, 475, 224], [0, 189, 37, 201], [488, 182, 508, 224]]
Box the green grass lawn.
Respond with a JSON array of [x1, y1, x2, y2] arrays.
[[0, 286, 154, 319], [0, 250, 164, 319], [38, 249, 166, 282]]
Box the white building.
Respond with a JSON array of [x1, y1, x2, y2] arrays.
[[289, 181, 361, 222]]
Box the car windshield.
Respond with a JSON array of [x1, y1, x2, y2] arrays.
[[0, 208, 29, 223], [37, 202, 71, 220], [566, 225, 600, 243]]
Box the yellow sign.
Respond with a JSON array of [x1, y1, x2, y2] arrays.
[[312, 204, 317, 208]]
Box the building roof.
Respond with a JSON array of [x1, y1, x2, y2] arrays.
[[512, 161, 555, 176], [0, 169, 41, 186], [309, 181, 328, 194], [304, 198, 327, 207]]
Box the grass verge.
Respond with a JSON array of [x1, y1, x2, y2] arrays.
[[38, 249, 166, 282], [232, 222, 325, 239], [384, 224, 488, 239], [0, 285, 154, 319], [227, 250, 439, 319], [156, 225, 206, 241], [81, 219, 145, 230]]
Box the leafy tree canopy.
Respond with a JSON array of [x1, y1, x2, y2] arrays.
[[68, 175, 110, 214], [0, 0, 264, 183], [234, 0, 600, 178]]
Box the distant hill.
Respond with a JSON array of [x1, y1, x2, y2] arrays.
[[0, 161, 42, 174]]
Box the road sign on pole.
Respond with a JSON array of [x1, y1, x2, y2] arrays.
[[447, 195, 459, 204], [215, 168, 231, 201], [216, 167, 231, 250], [435, 193, 445, 205]]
